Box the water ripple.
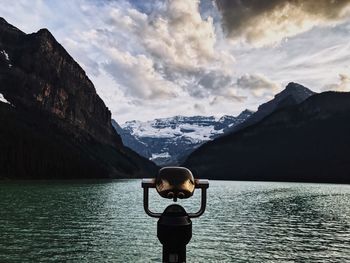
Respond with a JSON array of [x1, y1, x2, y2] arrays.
[[0, 180, 350, 262]]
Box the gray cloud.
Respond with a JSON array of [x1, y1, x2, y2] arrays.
[[198, 72, 232, 91], [103, 55, 178, 100], [77, 0, 236, 101], [216, 0, 350, 46], [209, 94, 246, 106], [236, 74, 280, 97], [322, 73, 350, 91], [194, 103, 206, 112]]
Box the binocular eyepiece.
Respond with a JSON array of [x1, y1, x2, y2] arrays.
[[156, 167, 195, 201], [142, 167, 209, 218]]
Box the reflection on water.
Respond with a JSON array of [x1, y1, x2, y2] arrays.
[[0, 180, 350, 262]]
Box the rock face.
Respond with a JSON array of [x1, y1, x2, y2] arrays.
[[114, 110, 253, 166], [0, 18, 157, 179], [227, 82, 315, 134], [184, 90, 350, 183]]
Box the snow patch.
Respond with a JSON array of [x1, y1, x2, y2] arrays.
[[1, 50, 12, 67], [150, 152, 171, 160], [0, 93, 11, 105], [1, 50, 9, 61], [122, 119, 225, 141]]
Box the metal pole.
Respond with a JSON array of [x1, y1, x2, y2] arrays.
[[141, 172, 209, 263], [157, 204, 192, 263], [163, 245, 186, 263]]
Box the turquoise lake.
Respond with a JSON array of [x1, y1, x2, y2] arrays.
[[0, 180, 350, 262]]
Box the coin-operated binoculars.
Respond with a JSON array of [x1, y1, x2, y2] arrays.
[[142, 167, 209, 263]]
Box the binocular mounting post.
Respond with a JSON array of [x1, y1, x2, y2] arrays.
[[142, 167, 209, 263]]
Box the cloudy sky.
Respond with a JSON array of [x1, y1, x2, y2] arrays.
[[0, 0, 349, 123]]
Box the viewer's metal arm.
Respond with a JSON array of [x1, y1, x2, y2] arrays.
[[188, 179, 209, 218], [142, 179, 162, 218], [142, 178, 209, 219]]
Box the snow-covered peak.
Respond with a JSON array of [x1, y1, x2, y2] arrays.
[[218, 115, 236, 123], [122, 112, 254, 142], [118, 110, 254, 165], [122, 117, 218, 142]]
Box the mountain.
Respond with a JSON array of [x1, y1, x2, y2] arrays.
[[115, 83, 313, 167], [184, 90, 350, 183], [114, 110, 253, 166], [0, 18, 157, 179], [226, 82, 315, 134], [112, 119, 151, 158]]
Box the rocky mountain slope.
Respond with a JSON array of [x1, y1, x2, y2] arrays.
[[227, 82, 315, 134], [0, 18, 157, 179], [184, 90, 350, 183], [114, 110, 253, 165]]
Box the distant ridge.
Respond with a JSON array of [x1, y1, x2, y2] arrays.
[[184, 86, 350, 183], [226, 82, 315, 135], [113, 110, 253, 166]]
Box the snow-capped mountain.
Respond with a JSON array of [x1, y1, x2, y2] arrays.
[[112, 110, 253, 166]]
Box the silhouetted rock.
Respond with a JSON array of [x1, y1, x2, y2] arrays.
[[184, 91, 350, 183], [0, 18, 157, 179], [227, 82, 315, 134]]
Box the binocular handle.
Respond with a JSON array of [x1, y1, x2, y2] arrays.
[[142, 178, 209, 218], [189, 179, 209, 218], [142, 179, 162, 218]]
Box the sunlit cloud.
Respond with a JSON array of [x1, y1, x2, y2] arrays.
[[216, 0, 350, 46], [0, 0, 349, 122]]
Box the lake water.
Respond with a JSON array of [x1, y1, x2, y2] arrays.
[[0, 180, 350, 262]]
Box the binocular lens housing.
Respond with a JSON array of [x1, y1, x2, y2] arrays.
[[156, 167, 195, 200]]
